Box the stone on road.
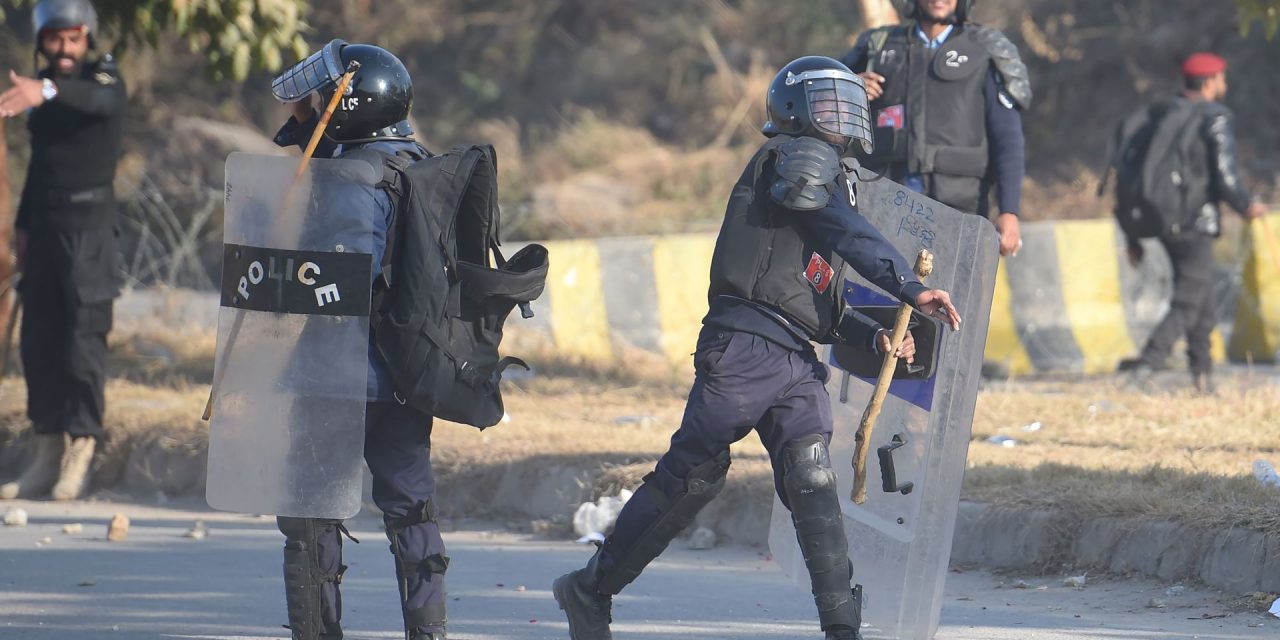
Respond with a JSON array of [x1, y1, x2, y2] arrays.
[[0, 499, 1273, 639]]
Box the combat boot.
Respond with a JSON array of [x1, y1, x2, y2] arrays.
[[825, 625, 863, 640], [51, 436, 96, 501], [0, 433, 65, 499], [553, 552, 613, 640], [1192, 372, 1216, 396]]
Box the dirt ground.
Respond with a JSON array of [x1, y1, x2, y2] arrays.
[[1, 330, 1277, 537]]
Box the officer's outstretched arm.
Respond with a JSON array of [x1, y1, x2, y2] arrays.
[[770, 136, 929, 305], [51, 69, 125, 117]]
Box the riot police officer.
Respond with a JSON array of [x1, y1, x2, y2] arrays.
[[268, 41, 445, 640], [551, 56, 962, 640], [840, 0, 1029, 256], [0, 0, 125, 502]]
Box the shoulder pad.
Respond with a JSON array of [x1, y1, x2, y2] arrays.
[[969, 24, 1032, 109], [768, 136, 841, 212], [88, 54, 120, 86], [330, 148, 387, 187]]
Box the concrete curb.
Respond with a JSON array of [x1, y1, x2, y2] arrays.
[[3, 428, 1275, 596]]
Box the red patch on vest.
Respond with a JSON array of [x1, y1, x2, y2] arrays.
[[804, 253, 835, 294], [877, 104, 905, 130]]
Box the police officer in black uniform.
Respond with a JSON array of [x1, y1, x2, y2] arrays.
[[269, 41, 444, 640], [0, 0, 125, 502], [841, 0, 1029, 257], [552, 56, 962, 640]]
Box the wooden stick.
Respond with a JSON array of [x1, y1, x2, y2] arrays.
[[202, 63, 360, 422], [851, 249, 933, 504]]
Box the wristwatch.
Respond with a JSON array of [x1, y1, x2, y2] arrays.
[[41, 78, 57, 101]]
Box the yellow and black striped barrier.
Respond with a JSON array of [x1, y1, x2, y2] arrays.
[[510, 215, 1280, 375]]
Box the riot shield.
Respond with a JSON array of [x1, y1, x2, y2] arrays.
[[206, 152, 377, 520], [768, 175, 1000, 640]]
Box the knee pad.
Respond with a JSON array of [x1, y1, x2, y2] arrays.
[[596, 450, 731, 594], [781, 436, 859, 630]]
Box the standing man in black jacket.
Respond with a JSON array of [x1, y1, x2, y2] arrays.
[[840, 0, 1028, 257], [0, 0, 125, 501], [1120, 52, 1265, 393]]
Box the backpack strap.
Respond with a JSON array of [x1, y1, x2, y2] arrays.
[[346, 145, 426, 291]]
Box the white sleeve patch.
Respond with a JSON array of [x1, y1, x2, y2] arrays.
[[997, 90, 1015, 110]]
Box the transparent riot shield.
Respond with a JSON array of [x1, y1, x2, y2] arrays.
[[206, 152, 378, 519], [769, 175, 1000, 640]]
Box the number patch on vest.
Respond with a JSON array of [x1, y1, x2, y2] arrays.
[[804, 253, 835, 294]]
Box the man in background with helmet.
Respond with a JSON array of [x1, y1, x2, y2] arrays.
[[551, 55, 962, 640], [268, 40, 444, 640], [0, 0, 125, 502], [841, 0, 1029, 257]]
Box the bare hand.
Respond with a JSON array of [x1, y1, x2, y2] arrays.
[[15, 229, 27, 272], [288, 93, 316, 123], [1126, 243, 1143, 268], [1246, 202, 1267, 220], [915, 288, 961, 331], [858, 72, 885, 101], [877, 329, 916, 363], [995, 212, 1021, 257], [0, 71, 46, 118]]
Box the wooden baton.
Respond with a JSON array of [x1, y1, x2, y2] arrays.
[[851, 249, 933, 504], [202, 62, 361, 421]]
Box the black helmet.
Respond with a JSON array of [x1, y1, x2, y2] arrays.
[[901, 0, 975, 23], [32, 0, 98, 48], [763, 56, 873, 155], [272, 40, 414, 143]]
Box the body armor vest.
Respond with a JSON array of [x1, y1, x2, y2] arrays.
[[708, 137, 849, 340], [860, 24, 991, 213]]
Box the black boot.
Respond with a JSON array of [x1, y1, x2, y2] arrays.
[[552, 551, 614, 640], [824, 624, 862, 640]]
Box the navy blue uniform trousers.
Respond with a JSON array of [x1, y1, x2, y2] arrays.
[[599, 326, 831, 582], [278, 401, 447, 634]]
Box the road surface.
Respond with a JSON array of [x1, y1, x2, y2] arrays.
[[0, 499, 1274, 639]]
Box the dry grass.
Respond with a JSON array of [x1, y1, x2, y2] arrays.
[[3, 329, 1277, 535]]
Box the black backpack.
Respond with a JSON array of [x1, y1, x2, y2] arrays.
[[367, 144, 548, 429], [1101, 98, 1209, 239]]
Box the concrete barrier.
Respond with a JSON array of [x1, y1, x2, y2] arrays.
[[117, 214, 1280, 376], [510, 217, 1280, 376]]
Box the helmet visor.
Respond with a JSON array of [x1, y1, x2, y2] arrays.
[[791, 69, 873, 152], [271, 39, 347, 104]]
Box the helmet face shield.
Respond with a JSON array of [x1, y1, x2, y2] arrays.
[[272, 39, 347, 104], [788, 69, 874, 153]]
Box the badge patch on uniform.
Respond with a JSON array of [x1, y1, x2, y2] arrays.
[[804, 253, 835, 294], [94, 71, 116, 85], [877, 104, 905, 130], [997, 90, 1015, 110]]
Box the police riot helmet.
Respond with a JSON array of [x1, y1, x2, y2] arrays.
[[901, 0, 975, 23], [32, 0, 98, 48], [272, 40, 414, 143], [763, 56, 873, 155]]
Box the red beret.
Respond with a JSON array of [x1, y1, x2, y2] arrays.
[[1182, 52, 1227, 78]]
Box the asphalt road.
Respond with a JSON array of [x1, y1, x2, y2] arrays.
[[0, 499, 1274, 640]]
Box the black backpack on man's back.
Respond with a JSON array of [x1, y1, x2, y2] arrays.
[[1101, 98, 1209, 239], [364, 144, 548, 429]]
